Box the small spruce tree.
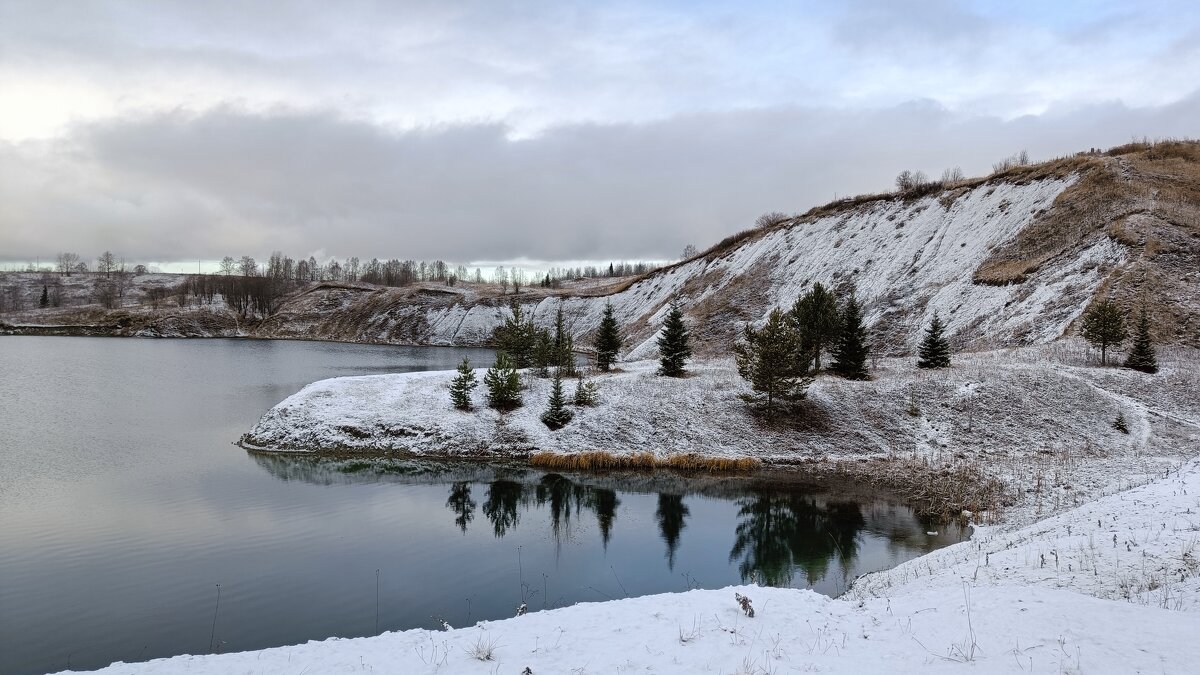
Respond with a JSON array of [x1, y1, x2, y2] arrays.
[[449, 357, 478, 410], [593, 302, 623, 372], [39, 285, 49, 308], [541, 369, 574, 430], [492, 301, 536, 368], [657, 299, 692, 377], [552, 306, 576, 376], [916, 312, 951, 369], [1080, 299, 1127, 366], [484, 352, 522, 410], [1123, 310, 1158, 374], [790, 283, 841, 371], [733, 308, 811, 417], [532, 328, 555, 377], [1113, 410, 1129, 434], [830, 293, 870, 380], [573, 378, 598, 406]]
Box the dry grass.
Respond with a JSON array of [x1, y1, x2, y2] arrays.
[[528, 450, 761, 473]]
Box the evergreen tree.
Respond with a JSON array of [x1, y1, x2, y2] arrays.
[[449, 357, 478, 410], [733, 308, 812, 417], [593, 302, 623, 372], [484, 352, 522, 410], [573, 378, 598, 406], [916, 312, 951, 369], [657, 299, 692, 377], [552, 306, 576, 376], [39, 285, 49, 308], [790, 283, 841, 371], [830, 294, 870, 380], [541, 369, 574, 430], [1080, 299, 1128, 366], [1124, 310, 1158, 374], [492, 301, 536, 368], [532, 328, 555, 377]]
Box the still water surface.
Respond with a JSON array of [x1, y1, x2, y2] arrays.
[[0, 336, 965, 674]]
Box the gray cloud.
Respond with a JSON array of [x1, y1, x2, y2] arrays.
[[3, 94, 1198, 264]]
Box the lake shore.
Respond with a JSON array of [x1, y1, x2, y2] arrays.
[[241, 342, 1200, 526]]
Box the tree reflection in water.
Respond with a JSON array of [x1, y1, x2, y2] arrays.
[[481, 480, 525, 537], [729, 490, 865, 586], [456, 477, 867, 587], [655, 494, 690, 569], [445, 481, 476, 534]]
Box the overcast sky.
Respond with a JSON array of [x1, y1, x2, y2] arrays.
[[2, 0, 1198, 267]]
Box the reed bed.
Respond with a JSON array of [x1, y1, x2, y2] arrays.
[[528, 451, 761, 473]]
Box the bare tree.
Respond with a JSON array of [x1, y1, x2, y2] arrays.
[[681, 244, 698, 259], [941, 167, 965, 184], [219, 256, 237, 276], [494, 266, 508, 294], [97, 251, 117, 277], [56, 252, 80, 277], [754, 212, 790, 229], [238, 256, 258, 277], [510, 268, 526, 294]]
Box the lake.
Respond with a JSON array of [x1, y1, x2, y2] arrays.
[[0, 336, 966, 674]]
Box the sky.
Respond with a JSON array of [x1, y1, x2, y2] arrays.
[[1, 0, 1198, 268]]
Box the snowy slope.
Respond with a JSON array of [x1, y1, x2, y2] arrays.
[[220, 174, 1119, 356]]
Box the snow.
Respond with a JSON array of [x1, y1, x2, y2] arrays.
[[243, 341, 1199, 529], [67, 457, 1200, 674]]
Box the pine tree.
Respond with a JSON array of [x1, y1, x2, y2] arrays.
[[790, 283, 841, 371], [552, 306, 576, 376], [573, 378, 598, 406], [916, 312, 951, 369], [532, 328, 555, 377], [1081, 299, 1128, 366], [1123, 310, 1158, 374], [492, 301, 536, 368], [541, 369, 574, 430], [593, 302, 623, 371], [449, 357, 478, 410], [733, 308, 812, 417], [484, 352, 522, 410], [831, 294, 870, 380], [39, 285, 49, 308], [657, 299, 692, 377]]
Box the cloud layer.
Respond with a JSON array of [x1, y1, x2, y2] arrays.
[[2, 1, 1198, 263]]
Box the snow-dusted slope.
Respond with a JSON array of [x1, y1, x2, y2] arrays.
[[246, 174, 1124, 357]]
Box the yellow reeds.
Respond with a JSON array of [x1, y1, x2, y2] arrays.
[[527, 451, 760, 473]]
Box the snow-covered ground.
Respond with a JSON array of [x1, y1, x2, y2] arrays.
[[243, 341, 1199, 523], [71, 460, 1200, 674]]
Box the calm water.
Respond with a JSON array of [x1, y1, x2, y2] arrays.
[[0, 336, 966, 674]]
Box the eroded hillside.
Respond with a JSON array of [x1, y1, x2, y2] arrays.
[[5, 141, 1198, 355]]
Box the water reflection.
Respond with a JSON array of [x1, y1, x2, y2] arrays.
[[462, 475, 868, 586], [251, 454, 967, 593], [729, 491, 865, 586], [655, 493, 689, 569]]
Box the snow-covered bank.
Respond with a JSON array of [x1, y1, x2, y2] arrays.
[[69, 460, 1200, 675], [243, 342, 1198, 521]]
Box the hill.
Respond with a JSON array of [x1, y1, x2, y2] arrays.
[[5, 140, 1198, 355]]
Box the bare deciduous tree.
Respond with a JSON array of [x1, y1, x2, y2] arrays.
[[56, 252, 80, 277], [754, 212, 790, 229], [97, 251, 117, 277]]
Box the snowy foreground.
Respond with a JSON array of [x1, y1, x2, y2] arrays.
[[73, 459, 1200, 674]]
